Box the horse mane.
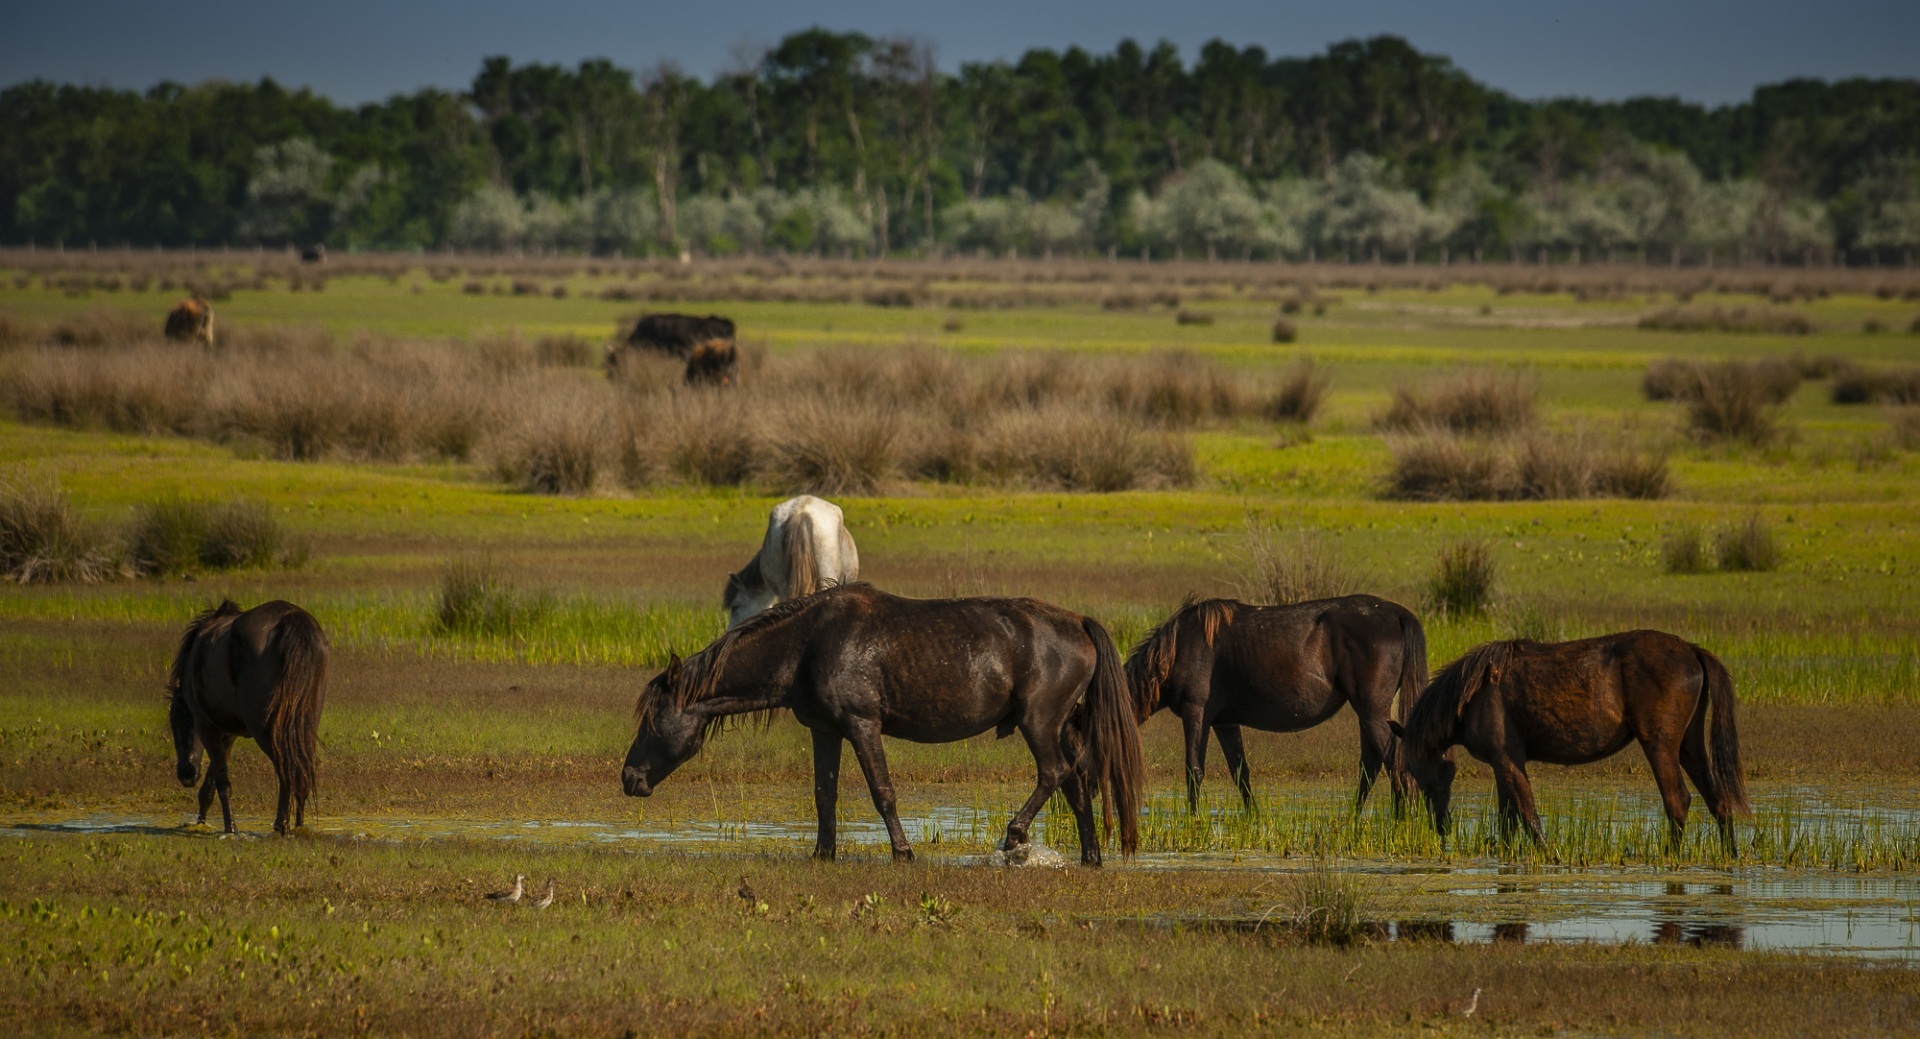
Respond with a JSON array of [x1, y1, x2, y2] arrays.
[[166, 599, 242, 702], [635, 584, 860, 733], [1403, 640, 1518, 752], [1123, 596, 1236, 721]]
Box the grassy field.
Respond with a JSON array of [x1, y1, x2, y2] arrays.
[[3, 255, 1918, 1035]]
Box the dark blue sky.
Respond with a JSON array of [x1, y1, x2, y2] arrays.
[[6, 0, 1916, 107]]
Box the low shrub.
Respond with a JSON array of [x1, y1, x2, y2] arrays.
[[1715, 513, 1780, 572], [1263, 358, 1329, 424], [0, 474, 119, 584], [1684, 362, 1789, 444], [1270, 317, 1297, 343], [1643, 357, 1801, 405], [1637, 305, 1811, 335], [1831, 363, 1920, 405], [1385, 429, 1668, 501], [434, 557, 551, 637], [1244, 521, 1359, 606], [1427, 539, 1495, 616], [1892, 407, 1920, 450], [1377, 369, 1535, 435], [1174, 309, 1214, 326], [127, 498, 302, 576], [1661, 524, 1708, 574]]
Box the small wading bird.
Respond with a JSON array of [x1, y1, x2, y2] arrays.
[[530, 880, 555, 909], [485, 874, 526, 904], [737, 876, 756, 903]]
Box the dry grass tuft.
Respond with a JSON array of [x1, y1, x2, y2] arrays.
[[1244, 521, 1361, 606], [1377, 369, 1535, 435], [1831, 363, 1920, 405], [1891, 407, 1920, 450], [1270, 317, 1297, 343], [126, 498, 304, 576], [434, 557, 551, 637], [1715, 513, 1780, 572], [1385, 429, 1668, 501], [0, 473, 121, 584], [1681, 362, 1793, 444], [1427, 539, 1495, 616], [1662, 524, 1709, 574], [1263, 358, 1329, 424], [1638, 305, 1812, 335]]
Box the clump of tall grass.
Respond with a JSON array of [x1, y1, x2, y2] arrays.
[[126, 498, 305, 576], [1642, 356, 1801, 405], [1270, 317, 1297, 343], [534, 333, 596, 368], [1427, 539, 1494, 616], [1386, 429, 1669, 501], [1278, 864, 1372, 946], [433, 558, 551, 637], [1638, 305, 1812, 335], [1715, 513, 1780, 572], [768, 396, 901, 495], [498, 390, 609, 495], [1376, 369, 1535, 435], [1263, 358, 1328, 424], [0, 474, 120, 584], [1682, 362, 1791, 444], [1830, 363, 1920, 405], [1243, 520, 1361, 606], [1661, 524, 1709, 574], [1891, 407, 1920, 450]]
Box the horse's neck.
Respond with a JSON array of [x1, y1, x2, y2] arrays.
[[701, 630, 801, 715]]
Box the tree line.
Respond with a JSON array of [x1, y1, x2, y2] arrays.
[[3, 30, 1917, 261]]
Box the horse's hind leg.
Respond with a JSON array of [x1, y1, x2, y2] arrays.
[[1643, 739, 1694, 849], [1213, 725, 1254, 810], [843, 720, 913, 862], [1006, 728, 1071, 853], [1679, 710, 1736, 853], [195, 772, 217, 825], [1058, 770, 1102, 866]]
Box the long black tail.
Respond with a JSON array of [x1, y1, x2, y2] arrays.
[[264, 608, 329, 810], [1695, 646, 1749, 816], [1080, 618, 1143, 855], [1389, 608, 1429, 793]]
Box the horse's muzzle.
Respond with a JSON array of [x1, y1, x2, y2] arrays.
[[177, 765, 199, 788], [622, 766, 652, 797]]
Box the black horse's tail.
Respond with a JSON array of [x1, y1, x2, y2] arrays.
[[1695, 645, 1749, 816], [1389, 607, 1429, 793], [1081, 617, 1143, 855], [265, 607, 330, 812]]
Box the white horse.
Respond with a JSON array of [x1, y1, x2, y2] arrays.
[[722, 496, 860, 628]]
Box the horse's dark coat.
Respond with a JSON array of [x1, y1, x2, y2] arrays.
[[166, 599, 328, 834], [625, 313, 736, 358], [621, 584, 1143, 864], [1125, 594, 1427, 811], [1393, 630, 1749, 847]]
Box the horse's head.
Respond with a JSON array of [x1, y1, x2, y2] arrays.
[[169, 693, 202, 788], [622, 654, 708, 797], [722, 569, 775, 630], [1388, 720, 1456, 837]]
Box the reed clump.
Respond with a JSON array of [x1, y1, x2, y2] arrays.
[[1830, 363, 1920, 405], [125, 498, 305, 576], [1427, 539, 1495, 615], [1376, 369, 1536, 435], [1385, 429, 1669, 501], [1244, 521, 1360, 606], [434, 558, 552, 637], [1638, 305, 1812, 335], [1715, 513, 1781, 572], [0, 474, 120, 584]]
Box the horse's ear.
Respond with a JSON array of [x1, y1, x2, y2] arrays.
[[665, 652, 682, 680], [1388, 720, 1406, 740]]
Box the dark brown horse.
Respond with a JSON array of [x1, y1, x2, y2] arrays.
[[1390, 631, 1749, 848], [621, 584, 1143, 864], [167, 600, 329, 834], [1126, 595, 1427, 812]]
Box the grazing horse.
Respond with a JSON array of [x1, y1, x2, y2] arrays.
[[683, 339, 739, 386], [1126, 595, 1427, 812], [163, 297, 214, 346], [723, 495, 860, 629], [625, 313, 735, 359], [1390, 631, 1749, 848], [166, 600, 328, 834], [622, 584, 1143, 865]]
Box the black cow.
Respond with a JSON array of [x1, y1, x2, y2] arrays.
[[625, 313, 735, 359]]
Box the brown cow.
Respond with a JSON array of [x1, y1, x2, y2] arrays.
[[684, 339, 739, 386], [164, 298, 215, 346]]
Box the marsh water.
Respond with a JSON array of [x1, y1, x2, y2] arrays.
[[15, 788, 1919, 961]]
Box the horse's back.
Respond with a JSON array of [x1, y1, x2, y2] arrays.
[[763, 495, 857, 591], [1485, 631, 1705, 763]]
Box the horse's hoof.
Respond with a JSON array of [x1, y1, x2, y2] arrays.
[[892, 848, 914, 863]]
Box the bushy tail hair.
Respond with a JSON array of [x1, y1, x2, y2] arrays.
[[1080, 618, 1143, 855], [264, 609, 329, 809], [1696, 646, 1750, 816], [1389, 609, 1429, 792], [783, 511, 819, 599]]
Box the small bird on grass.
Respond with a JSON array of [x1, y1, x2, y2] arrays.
[[485, 874, 526, 904], [530, 880, 555, 909], [737, 875, 756, 903]]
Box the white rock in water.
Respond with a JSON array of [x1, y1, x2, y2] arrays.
[[990, 839, 1068, 869]]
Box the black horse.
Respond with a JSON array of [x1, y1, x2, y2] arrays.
[[621, 584, 1143, 864], [167, 600, 329, 834], [1126, 595, 1427, 811], [1391, 631, 1749, 848]]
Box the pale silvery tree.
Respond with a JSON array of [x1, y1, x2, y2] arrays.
[[446, 186, 527, 252], [242, 138, 336, 243]]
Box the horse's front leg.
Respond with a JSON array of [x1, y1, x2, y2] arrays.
[[1213, 724, 1255, 810], [843, 720, 912, 862], [1181, 709, 1208, 812], [195, 772, 217, 825], [205, 733, 237, 834], [810, 727, 844, 860], [1492, 756, 1543, 847]]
